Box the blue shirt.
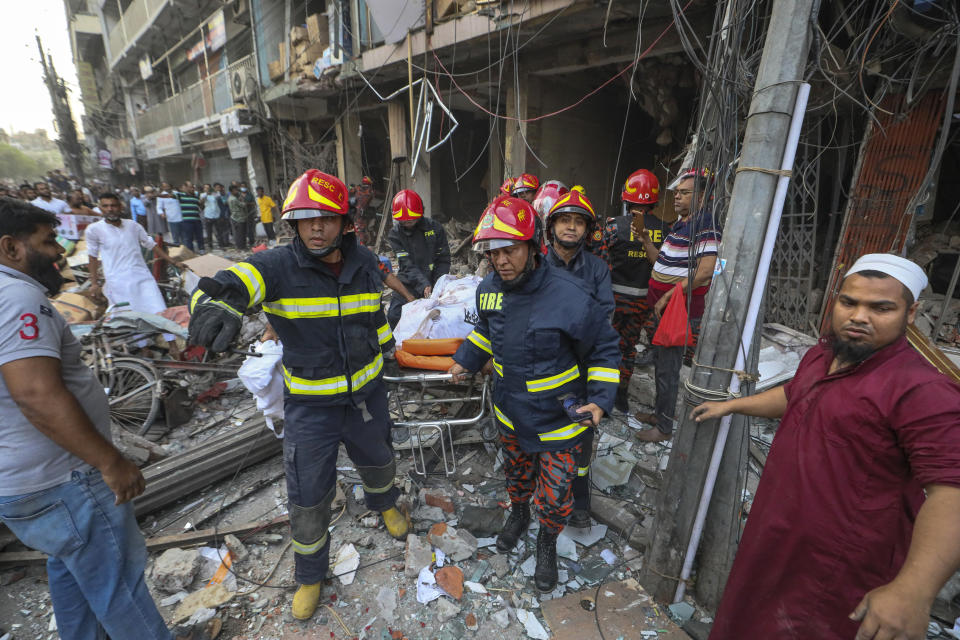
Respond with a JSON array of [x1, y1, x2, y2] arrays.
[[129, 197, 146, 219], [202, 193, 221, 219]]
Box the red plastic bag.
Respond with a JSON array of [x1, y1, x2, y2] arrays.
[[652, 283, 695, 347]]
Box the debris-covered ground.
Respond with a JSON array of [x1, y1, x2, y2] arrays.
[[4, 234, 960, 640]]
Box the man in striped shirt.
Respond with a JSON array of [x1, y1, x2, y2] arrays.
[[636, 170, 721, 442], [176, 183, 204, 253]]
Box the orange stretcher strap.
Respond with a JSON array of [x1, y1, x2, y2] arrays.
[[395, 349, 456, 371], [400, 338, 464, 356]]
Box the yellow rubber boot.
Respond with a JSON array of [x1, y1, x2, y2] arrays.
[[381, 506, 409, 540], [291, 582, 322, 620]]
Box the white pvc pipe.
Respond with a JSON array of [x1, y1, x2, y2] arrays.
[[673, 82, 811, 604]]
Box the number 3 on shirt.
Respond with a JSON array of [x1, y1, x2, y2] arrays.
[[19, 313, 39, 340]]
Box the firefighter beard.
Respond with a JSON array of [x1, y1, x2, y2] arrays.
[[282, 386, 399, 584]]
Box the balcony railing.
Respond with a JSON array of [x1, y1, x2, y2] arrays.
[[135, 55, 256, 137], [107, 0, 168, 66]]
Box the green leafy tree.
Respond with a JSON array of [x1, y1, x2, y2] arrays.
[[0, 143, 43, 182]]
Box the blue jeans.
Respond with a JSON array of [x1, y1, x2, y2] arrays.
[[0, 470, 171, 640], [179, 219, 204, 252], [168, 221, 182, 246]]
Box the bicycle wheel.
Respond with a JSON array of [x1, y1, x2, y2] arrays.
[[100, 358, 161, 436]]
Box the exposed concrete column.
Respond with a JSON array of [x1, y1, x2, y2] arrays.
[[504, 72, 542, 180], [246, 139, 269, 191], [336, 110, 363, 184]]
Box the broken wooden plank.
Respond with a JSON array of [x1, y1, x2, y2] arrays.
[[0, 516, 290, 566]]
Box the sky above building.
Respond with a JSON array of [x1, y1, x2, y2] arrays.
[[0, 0, 85, 137]]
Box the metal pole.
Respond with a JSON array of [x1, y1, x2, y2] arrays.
[[674, 83, 810, 603], [642, 0, 817, 603], [407, 31, 415, 147]]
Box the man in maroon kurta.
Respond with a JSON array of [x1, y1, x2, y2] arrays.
[[692, 254, 960, 640]]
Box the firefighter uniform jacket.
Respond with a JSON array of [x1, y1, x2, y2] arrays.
[[452, 258, 621, 453], [190, 236, 394, 407], [387, 217, 451, 296], [545, 244, 615, 320], [593, 213, 668, 298]]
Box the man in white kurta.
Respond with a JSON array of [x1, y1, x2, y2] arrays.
[[85, 193, 183, 349]]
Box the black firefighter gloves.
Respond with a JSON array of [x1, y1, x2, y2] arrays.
[[188, 276, 243, 353]]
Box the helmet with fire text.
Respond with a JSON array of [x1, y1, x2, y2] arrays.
[[621, 169, 659, 205], [510, 173, 540, 196], [281, 169, 350, 221], [532, 179, 569, 220], [472, 197, 540, 253], [546, 186, 597, 248], [391, 189, 424, 222]]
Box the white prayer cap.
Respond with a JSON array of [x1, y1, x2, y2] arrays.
[[845, 253, 928, 301]]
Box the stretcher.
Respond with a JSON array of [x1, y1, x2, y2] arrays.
[[383, 368, 496, 476]]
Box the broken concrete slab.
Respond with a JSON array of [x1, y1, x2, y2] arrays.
[[172, 584, 233, 623], [459, 505, 504, 537], [492, 608, 511, 628], [152, 548, 201, 593], [223, 534, 248, 563], [427, 523, 478, 562], [488, 554, 510, 578], [376, 586, 397, 623], [404, 534, 433, 578], [435, 597, 461, 623]]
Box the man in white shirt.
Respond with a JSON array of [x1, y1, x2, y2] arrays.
[[30, 181, 77, 240], [155, 190, 183, 246], [86, 193, 183, 353]]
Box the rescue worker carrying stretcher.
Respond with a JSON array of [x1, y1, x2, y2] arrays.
[[592, 169, 669, 414], [186, 169, 407, 621], [543, 186, 615, 529], [448, 197, 621, 593], [386, 188, 451, 327]]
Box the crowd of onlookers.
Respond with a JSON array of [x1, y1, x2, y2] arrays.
[[0, 173, 281, 253]]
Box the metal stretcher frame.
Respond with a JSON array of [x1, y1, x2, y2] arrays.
[[383, 372, 491, 476]]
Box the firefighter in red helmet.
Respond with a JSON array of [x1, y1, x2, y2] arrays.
[[385, 189, 451, 327], [449, 197, 620, 593], [188, 169, 408, 621], [592, 168, 670, 415], [510, 173, 540, 204], [544, 186, 615, 529]]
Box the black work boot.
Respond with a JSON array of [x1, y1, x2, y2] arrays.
[[568, 508, 591, 529], [496, 502, 531, 552], [614, 384, 629, 414], [534, 527, 560, 593]]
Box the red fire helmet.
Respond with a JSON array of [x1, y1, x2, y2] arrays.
[[532, 179, 569, 219], [499, 178, 515, 196], [473, 197, 538, 252], [392, 189, 424, 221], [546, 187, 597, 239], [281, 169, 350, 220], [621, 169, 660, 205], [510, 173, 540, 195]]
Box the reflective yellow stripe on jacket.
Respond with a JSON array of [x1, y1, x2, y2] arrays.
[[227, 262, 266, 307], [538, 421, 590, 442], [190, 289, 242, 317], [494, 405, 514, 431], [283, 353, 383, 396], [263, 293, 381, 319], [587, 366, 620, 384], [491, 359, 503, 377], [467, 330, 492, 355], [526, 363, 580, 393], [377, 322, 393, 345]]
